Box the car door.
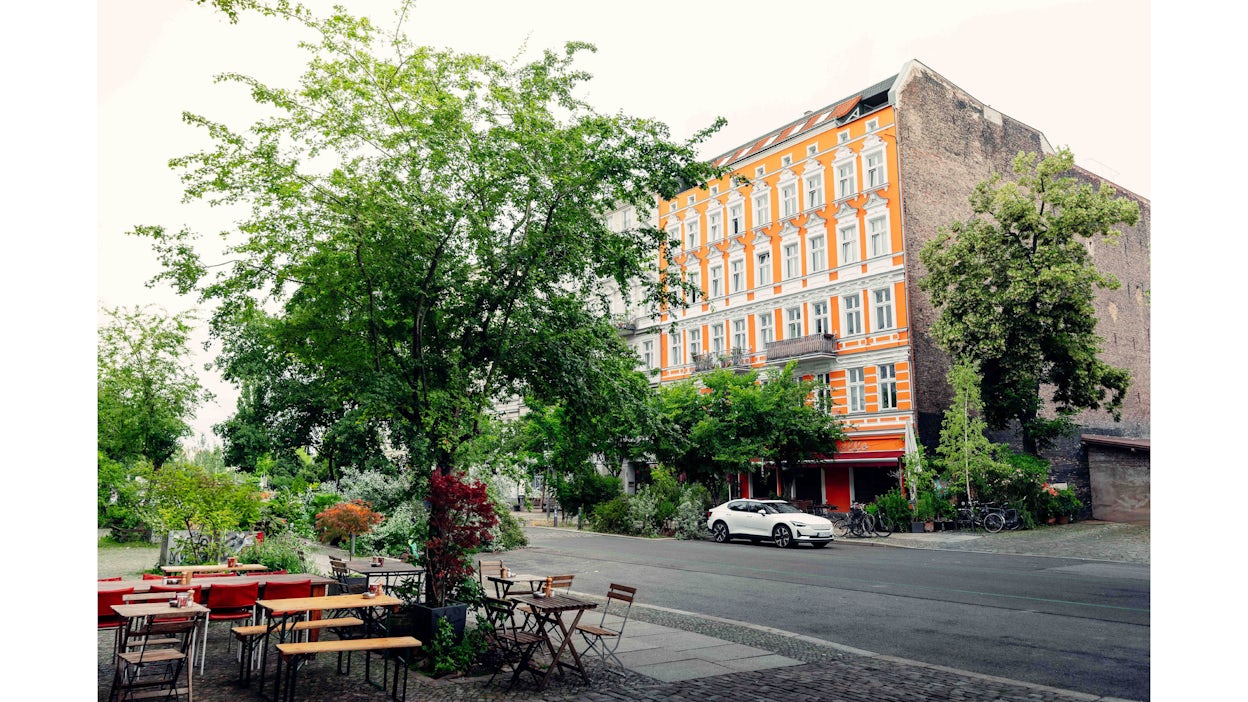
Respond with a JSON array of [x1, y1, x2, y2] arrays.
[[722, 500, 749, 535], [737, 500, 769, 537]]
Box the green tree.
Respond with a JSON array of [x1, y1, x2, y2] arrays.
[[136, 1, 723, 479], [146, 461, 264, 563], [97, 305, 212, 469], [933, 362, 1007, 502], [918, 148, 1139, 454]]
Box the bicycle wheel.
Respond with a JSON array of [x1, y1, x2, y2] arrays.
[[983, 512, 1005, 533], [872, 513, 892, 537], [833, 516, 854, 538], [850, 517, 868, 537]]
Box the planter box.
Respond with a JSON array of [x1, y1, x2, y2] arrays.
[[400, 602, 468, 646], [910, 522, 927, 533]]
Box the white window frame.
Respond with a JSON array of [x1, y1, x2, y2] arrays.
[[781, 154, 792, 167], [812, 300, 830, 334], [785, 305, 803, 339], [868, 213, 889, 258], [864, 148, 887, 190], [729, 204, 743, 236], [872, 287, 894, 330], [666, 223, 681, 251], [753, 192, 770, 227], [866, 118, 879, 132], [838, 130, 850, 144], [842, 293, 863, 336], [711, 323, 725, 353], [732, 318, 748, 350], [687, 268, 700, 300], [809, 234, 827, 272], [670, 332, 684, 366], [847, 367, 866, 412], [710, 185, 719, 196], [755, 165, 765, 177], [687, 194, 696, 205], [709, 211, 722, 242], [709, 264, 723, 298], [878, 363, 898, 410], [838, 222, 859, 265], [815, 372, 833, 412], [807, 143, 818, 156], [689, 328, 702, 357], [641, 340, 654, 369], [781, 183, 798, 218], [758, 312, 775, 345], [804, 172, 823, 209], [729, 258, 745, 293], [783, 242, 801, 279], [685, 217, 699, 250], [836, 160, 857, 200], [756, 250, 772, 286]]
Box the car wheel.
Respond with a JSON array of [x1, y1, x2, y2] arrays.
[[711, 521, 731, 543], [773, 524, 794, 548], [811, 541, 829, 549]]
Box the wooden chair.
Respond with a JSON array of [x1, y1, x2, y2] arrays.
[[201, 579, 260, 672], [548, 574, 574, 594], [481, 597, 544, 689], [108, 611, 203, 702], [575, 583, 637, 676], [478, 559, 504, 596]]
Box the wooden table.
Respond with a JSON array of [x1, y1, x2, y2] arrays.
[[486, 573, 545, 599], [255, 592, 402, 700], [100, 573, 338, 597], [161, 563, 269, 584], [343, 559, 425, 597], [506, 593, 598, 690], [110, 601, 209, 699]]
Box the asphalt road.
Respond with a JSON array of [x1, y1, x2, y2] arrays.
[[510, 527, 1150, 701]]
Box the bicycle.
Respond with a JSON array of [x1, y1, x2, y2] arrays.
[[955, 501, 1005, 533], [865, 510, 892, 537], [830, 503, 891, 537], [981, 502, 1023, 531]]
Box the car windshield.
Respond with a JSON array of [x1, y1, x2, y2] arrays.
[[764, 502, 802, 514]]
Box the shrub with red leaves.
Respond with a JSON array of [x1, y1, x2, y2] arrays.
[[315, 499, 384, 545], [423, 471, 499, 606]]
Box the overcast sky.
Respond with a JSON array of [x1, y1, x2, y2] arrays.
[[94, 0, 1152, 443]]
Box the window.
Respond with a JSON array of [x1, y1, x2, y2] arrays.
[[812, 300, 829, 334], [781, 184, 797, 218], [868, 215, 889, 257], [687, 194, 696, 205], [709, 265, 723, 298], [809, 234, 827, 272], [878, 363, 897, 410], [689, 328, 702, 357], [732, 318, 747, 350], [755, 166, 765, 177], [838, 130, 850, 144], [711, 323, 725, 353], [666, 224, 680, 249], [686, 219, 699, 249], [838, 223, 859, 264], [622, 209, 631, 230], [807, 144, 818, 156], [785, 306, 803, 338], [805, 174, 823, 208], [865, 150, 886, 189], [729, 204, 743, 235], [730, 259, 744, 293], [842, 293, 862, 335], [670, 332, 683, 365], [847, 368, 865, 412], [709, 212, 722, 241], [873, 287, 894, 330], [759, 312, 774, 344], [641, 340, 654, 369], [754, 193, 770, 226], [783, 242, 801, 279], [836, 161, 856, 198], [710, 185, 719, 196], [815, 372, 833, 412], [781, 155, 792, 167], [687, 268, 700, 299], [866, 118, 879, 132], [756, 251, 772, 286]]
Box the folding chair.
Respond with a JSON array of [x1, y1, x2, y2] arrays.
[[98, 587, 135, 660], [480, 597, 544, 689], [201, 579, 260, 672], [478, 559, 504, 596], [108, 611, 202, 702], [576, 583, 636, 676]]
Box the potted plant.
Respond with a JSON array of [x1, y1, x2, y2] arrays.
[[1055, 488, 1083, 524], [915, 491, 942, 532], [405, 470, 499, 647]]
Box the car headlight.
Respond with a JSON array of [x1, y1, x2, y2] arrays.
[[792, 521, 807, 527]]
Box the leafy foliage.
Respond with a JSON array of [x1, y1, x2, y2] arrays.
[[314, 499, 384, 545], [97, 305, 212, 469], [136, 0, 725, 478], [872, 488, 913, 528], [145, 461, 264, 562], [933, 362, 1009, 502], [237, 531, 312, 573], [422, 471, 499, 607], [427, 614, 487, 677], [918, 149, 1139, 453]]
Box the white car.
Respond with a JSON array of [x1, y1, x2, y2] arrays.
[[705, 499, 835, 548]]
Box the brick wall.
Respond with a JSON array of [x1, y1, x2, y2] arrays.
[[893, 61, 1150, 481]]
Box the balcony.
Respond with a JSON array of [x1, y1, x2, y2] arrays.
[[764, 333, 837, 364], [692, 348, 753, 373]]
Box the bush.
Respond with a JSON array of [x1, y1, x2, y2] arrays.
[[314, 499, 384, 546], [237, 532, 312, 573], [357, 499, 428, 557], [591, 496, 633, 535], [427, 615, 486, 677], [484, 507, 528, 551], [320, 468, 414, 516], [872, 488, 912, 528], [627, 488, 661, 536]]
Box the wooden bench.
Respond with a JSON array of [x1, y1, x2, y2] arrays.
[[275, 636, 421, 702], [232, 617, 364, 686]]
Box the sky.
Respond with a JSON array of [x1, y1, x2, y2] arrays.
[[93, 0, 1152, 445], [8, 2, 1242, 692]]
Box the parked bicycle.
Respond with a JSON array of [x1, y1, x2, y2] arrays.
[[829, 503, 890, 537], [980, 502, 1023, 531], [955, 501, 1005, 533]]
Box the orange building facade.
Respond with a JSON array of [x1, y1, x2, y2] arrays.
[[654, 82, 911, 508]]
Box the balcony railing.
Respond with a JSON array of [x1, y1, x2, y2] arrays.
[[692, 348, 753, 372], [764, 333, 837, 363]]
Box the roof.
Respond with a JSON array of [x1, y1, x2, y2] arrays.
[[707, 74, 899, 170], [1080, 434, 1150, 451]]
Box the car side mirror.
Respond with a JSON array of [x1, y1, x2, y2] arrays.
[[756, 508, 767, 514]]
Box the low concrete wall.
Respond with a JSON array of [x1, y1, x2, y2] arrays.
[[1087, 446, 1150, 524]]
